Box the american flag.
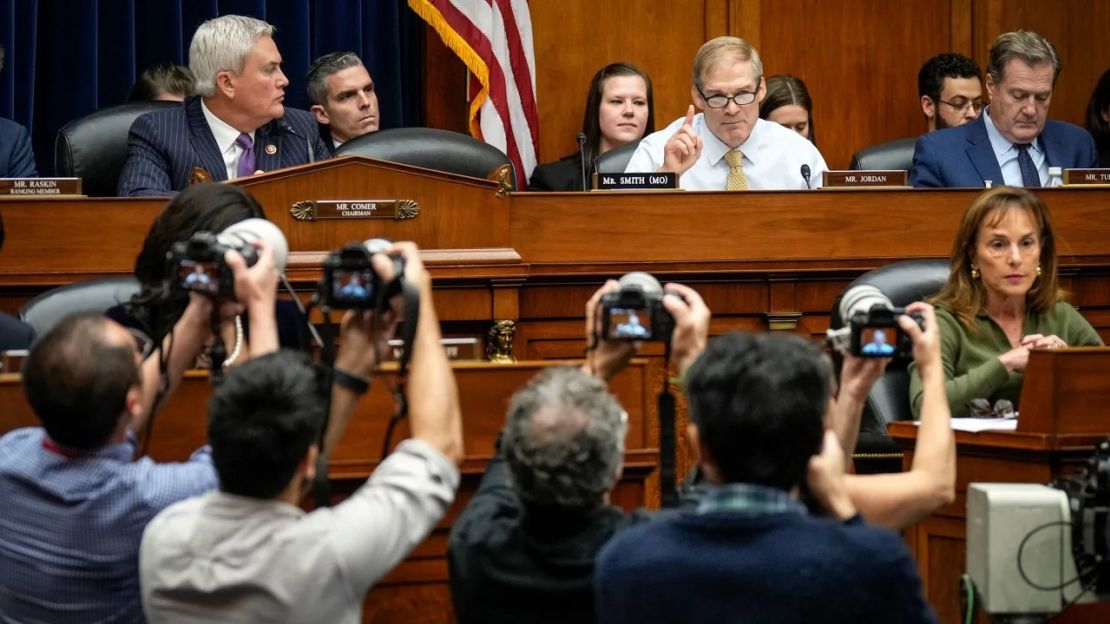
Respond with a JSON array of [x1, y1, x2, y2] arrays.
[[408, 0, 540, 185]]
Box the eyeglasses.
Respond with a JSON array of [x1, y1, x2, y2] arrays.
[[126, 327, 155, 360], [967, 398, 1016, 419], [938, 98, 984, 114], [696, 86, 758, 109]]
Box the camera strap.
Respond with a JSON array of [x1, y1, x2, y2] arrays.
[[379, 279, 421, 459], [659, 340, 679, 508], [312, 299, 338, 509]]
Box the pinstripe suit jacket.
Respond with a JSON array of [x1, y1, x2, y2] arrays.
[[117, 96, 330, 197]]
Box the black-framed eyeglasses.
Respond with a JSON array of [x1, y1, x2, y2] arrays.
[[126, 327, 155, 360], [937, 98, 984, 114], [696, 86, 758, 109]]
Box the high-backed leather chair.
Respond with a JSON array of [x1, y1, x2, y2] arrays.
[[336, 127, 516, 189], [20, 277, 141, 340], [830, 259, 950, 470], [596, 140, 641, 174], [849, 137, 918, 171], [55, 101, 180, 197]]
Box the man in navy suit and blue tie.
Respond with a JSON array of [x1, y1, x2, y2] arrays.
[[911, 31, 1098, 188], [118, 15, 330, 196]]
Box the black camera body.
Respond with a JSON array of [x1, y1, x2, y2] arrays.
[[322, 241, 405, 309], [169, 232, 259, 298], [849, 305, 924, 358], [600, 285, 676, 342]]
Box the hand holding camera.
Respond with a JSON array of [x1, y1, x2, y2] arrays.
[[583, 279, 639, 382], [661, 282, 710, 376], [897, 301, 940, 376]]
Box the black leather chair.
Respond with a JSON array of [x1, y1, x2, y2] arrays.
[[336, 127, 516, 189], [829, 259, 950, 471], [596, 140, 641, 174], [55, 101, 180, 197], [849, 137, 918, 171], [20, 277, 141, 340]]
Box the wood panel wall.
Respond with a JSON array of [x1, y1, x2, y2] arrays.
[[422, 0, 1110, 172]]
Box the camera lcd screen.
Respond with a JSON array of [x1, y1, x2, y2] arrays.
[[858, 326, 898, 356], [608, 307, 653, 339], [179, 260, 218, 295], [331, 269, 374, 304]]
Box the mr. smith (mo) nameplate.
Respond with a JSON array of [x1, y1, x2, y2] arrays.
[[594, 172, 678, 190], [0, 178, 82, 197], [290, 199, 420, 221]]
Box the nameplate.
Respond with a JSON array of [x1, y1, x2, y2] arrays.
[[0, 178, 82, 197], [383, 337, 480, 361], [290, 199, 420, 221], [822, 170, 908, 188], [1064, 168, 1110, 186], [594, 172, 678, 190]]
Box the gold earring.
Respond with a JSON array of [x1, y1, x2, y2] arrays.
[[1036, 265, 1043, 277], [971, 267, 980, 279]]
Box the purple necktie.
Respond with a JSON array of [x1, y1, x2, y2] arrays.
[[236, 133, 255, 178]]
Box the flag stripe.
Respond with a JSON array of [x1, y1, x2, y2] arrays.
[[408, 0, 539, 184]]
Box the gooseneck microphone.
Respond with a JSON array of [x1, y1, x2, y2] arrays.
[[276, 117, 315, 164], [576, 132, 588, 191], [800, 164, 812, 189]]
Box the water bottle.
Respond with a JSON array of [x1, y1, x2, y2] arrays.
[[1047, 166, 1065, 188]]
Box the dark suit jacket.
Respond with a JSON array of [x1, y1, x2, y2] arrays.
[[910, 114, 1098, 188], [527, 153, 587, 191], [0, 312, 34, 351], [117, 96, 330, 196], [317, 122, 338, 157], [0, 118, 37, 178]]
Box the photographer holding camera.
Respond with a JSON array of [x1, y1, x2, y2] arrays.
[[139, 242, 464, 624], [828, 302, 956, 530], [0, 242, 278, 623], [448, 276, 710, 624]]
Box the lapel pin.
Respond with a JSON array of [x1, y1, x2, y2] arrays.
[[265, 144, 277, 155]]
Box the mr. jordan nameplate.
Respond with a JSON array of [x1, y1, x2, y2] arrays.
[[289, 199, 420, 221]]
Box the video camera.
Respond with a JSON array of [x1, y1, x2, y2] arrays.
[[600, 272, 677, 342], [168, 218, 288, 300], [968, 439, 1110, 618], [828, 284, 924, 358], [321, 238, 406, 310]]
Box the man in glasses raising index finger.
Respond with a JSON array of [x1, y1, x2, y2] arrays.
[[625, 36, 828, 190]]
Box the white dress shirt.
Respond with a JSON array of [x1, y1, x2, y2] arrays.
[[140, 438, 459, 624], [983, 105, 1048, 186], [625, 114, 828, 190], [200, 100, 255, 180]]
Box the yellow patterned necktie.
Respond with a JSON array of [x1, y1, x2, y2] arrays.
[[724, 148, 749, 191]]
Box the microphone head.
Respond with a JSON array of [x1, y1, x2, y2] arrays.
[[219, 218, 289, 273], [801, 164, 811, 179], [576, 132, 587, 145], [617, 271, 662, 294]]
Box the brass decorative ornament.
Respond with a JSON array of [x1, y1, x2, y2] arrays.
[[485, 320, 517, 363]]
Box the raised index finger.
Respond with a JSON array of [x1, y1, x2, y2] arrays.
[[683, 104, 695, 128]]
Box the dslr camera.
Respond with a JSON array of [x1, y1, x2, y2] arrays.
[[600, 272, 676, 342], [168, 218, 289, 300], [849, 305, 924, 358], [170, 232, 259, 298], [322, 238, 405, 309]]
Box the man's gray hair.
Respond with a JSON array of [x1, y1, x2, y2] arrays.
[[189, 15, 276, 97], [987, 30, 1061, 85], [503, 366, 627, 508], [306, 51, 365, 105], [692, 36, 763, 91]]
